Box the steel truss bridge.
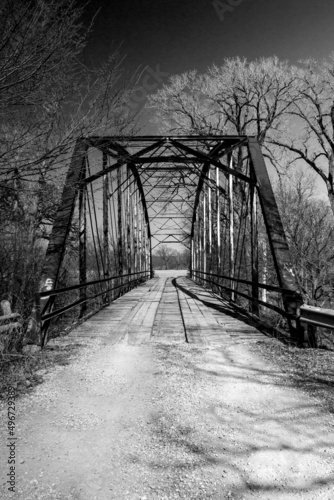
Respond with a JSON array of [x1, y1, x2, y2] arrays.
[[26, 135, 313, 347]]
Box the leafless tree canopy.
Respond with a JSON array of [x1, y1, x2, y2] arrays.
[[147, 55, 334, 214], [0, 0, 136, 316]]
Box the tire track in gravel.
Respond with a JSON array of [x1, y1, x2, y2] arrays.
[[152, 277, 186, 343]]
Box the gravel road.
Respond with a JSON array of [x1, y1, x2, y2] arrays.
[[1, 272, 334, 499]]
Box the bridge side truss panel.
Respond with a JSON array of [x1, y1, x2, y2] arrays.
[[26, 139, 152, 345], [26, 135, 303, 345], [190, 138, 303, 340]]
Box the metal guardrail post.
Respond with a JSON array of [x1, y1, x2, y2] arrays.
[[282, 291, 304, 345]]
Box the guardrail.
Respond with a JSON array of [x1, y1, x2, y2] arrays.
[[300, 305, 334, 330]]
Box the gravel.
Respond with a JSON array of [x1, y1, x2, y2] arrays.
[[1, 332, 334, 499]]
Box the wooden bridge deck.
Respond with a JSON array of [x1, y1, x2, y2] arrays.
[[65, 271, 267, 345]]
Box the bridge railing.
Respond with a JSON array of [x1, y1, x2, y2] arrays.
[[32, 271, 149, 346], [40, 271, 148, 321], [193, 270, 334, 346], [192, 270, 297, 320]]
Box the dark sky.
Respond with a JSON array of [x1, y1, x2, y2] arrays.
[[82, 0, 334, 137], [80, 0, 332, 238], [84, 0, 334, 76]]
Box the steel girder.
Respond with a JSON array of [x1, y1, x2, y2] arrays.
[[26, 135, 302, 345], [248, 138, 302, 320]]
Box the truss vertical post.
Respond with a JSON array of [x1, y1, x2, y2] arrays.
[[144, 220, 147, 275], [122, 169, 126, 287], [147, 224, 151, 278], [148, 215, 153, 279], [134, 188, 138, 278], [79, 163, 87, 318], [216, 166, 221, 271], [145, 222, 149, 273], [149, 227, 153, 278], [141, 213, 144, 273], [103, 152, 110, 303], [126, 166, 132, 277], [198, 201, 202, 281], [147, 228, 152, 279], [228, 153, 235, 302], [142, 218, 146, 274], [196, 209, 202, 280], [262, 240, 267, 303], [110, 181, 117, 301], [250, 163, 259, 316], [138, 208, 142, 272], [117, 167, 123, 292], [208, 168, 212, 273], [189, 236, 193, 278], [193, 218, 197, 278], [129, 177, 134, 277], [203, 187, 207, 276], [194, 211, 198, 280]]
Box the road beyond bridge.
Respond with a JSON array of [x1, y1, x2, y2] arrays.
[[2, 271, 334, 500]]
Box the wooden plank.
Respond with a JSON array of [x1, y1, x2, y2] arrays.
[[176, 277, 266, 344], [51, 273, 267, 348], [152, 278, 186, 342]]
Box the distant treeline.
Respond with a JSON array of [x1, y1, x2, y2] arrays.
[[152, 246, 189, 270]]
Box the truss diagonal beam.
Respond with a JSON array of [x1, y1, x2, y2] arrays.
[[248, 138, 301, 308], [84, 138, 166, 184], [170, 138, 252, 184]]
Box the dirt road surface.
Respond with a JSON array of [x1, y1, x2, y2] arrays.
[[1, 270, 334, 499]]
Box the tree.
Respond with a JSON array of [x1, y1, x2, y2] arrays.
[[0, 0, 133, 180], [154, 244, 176, 270], [152, 246, 190, 270], [0, 0, 136, 317], [275, 172, 334, 307], [146, 57, 298, 166], [146, 55, 334, 213], [271, 55, 334, 215]]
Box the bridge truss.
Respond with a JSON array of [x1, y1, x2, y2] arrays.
[[26, 135, 304, 346]]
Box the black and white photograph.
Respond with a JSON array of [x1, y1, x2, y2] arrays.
[[1, 0, 334, 498]]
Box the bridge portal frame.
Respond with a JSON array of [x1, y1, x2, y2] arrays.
[[26, 135, 303, 346]]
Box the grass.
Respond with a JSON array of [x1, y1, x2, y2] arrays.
[[0, 342, 82, 400], [255, 338, 334, 411]]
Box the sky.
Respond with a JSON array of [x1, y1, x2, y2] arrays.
[[81, 0, 333, 246], [82, 0, 334, 140], [84, 0, 334, 79]]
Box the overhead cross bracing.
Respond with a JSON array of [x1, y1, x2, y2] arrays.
[[26, 135, 305, 347], [84, 135, 250, 251]]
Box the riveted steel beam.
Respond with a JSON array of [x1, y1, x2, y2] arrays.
[[25, 139, 89, 345], [248, 138, 303, 339]]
